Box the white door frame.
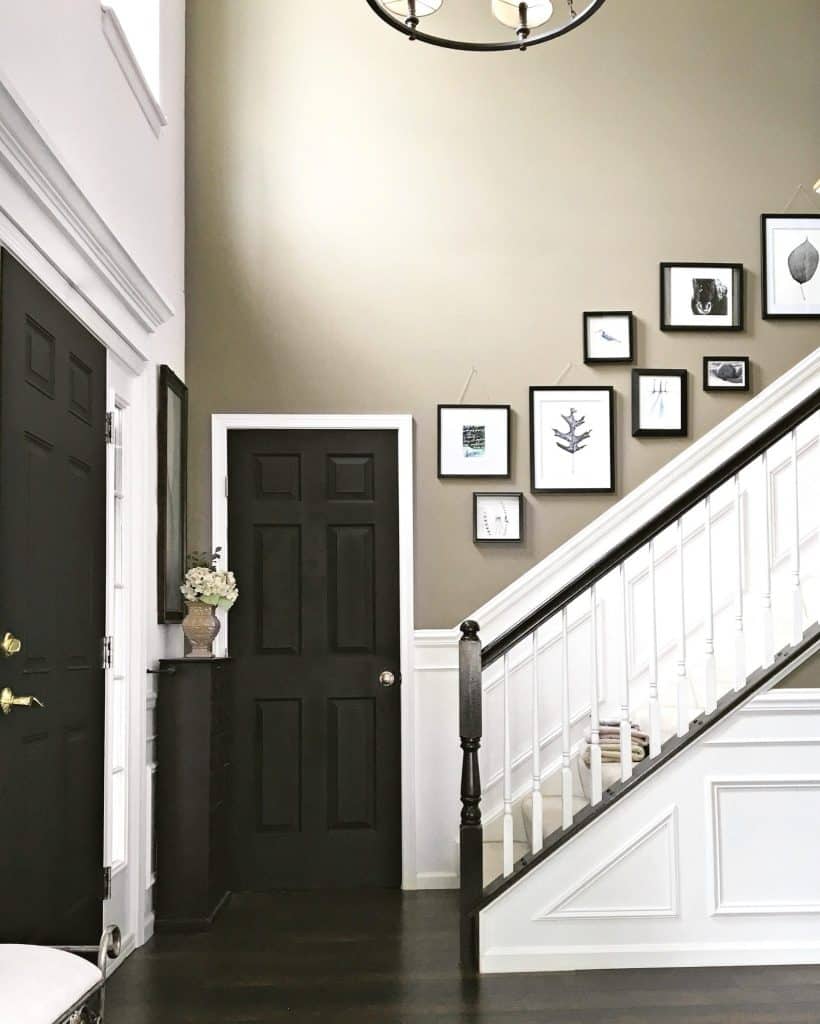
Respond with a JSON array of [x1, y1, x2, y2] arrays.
[[211, 413, 417, 890]]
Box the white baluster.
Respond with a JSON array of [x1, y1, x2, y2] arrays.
[[560, 607, 573, 829], [619, 563, 632, 781], [647, 540, 661, 757], [733, 473, 745, 691], [589, 585, 603, 804], [761, 450, 775, 667], [502, 652, 513, 877], [530, 632, 543, 853], [791, 429, 803, 647], [676, 519, 689, 736], [703, 496, 717, 713]]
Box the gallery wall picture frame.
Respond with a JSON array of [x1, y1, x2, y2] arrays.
[[157, 364, 188, 623], [529, 386, 615, 494], [473, 492, 524, 543], [660, 262, 744, 332], [703, 356, 750, 393], [761, 213, 820, 319], [437, 404, 511, 478], [583, 311, 635, 364], [631, 368, 688, 438]]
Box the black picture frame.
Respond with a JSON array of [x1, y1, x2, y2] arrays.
[[437, 404, 511, 479], [660, 262, 744, 332], [582, 310, 635, 364], [631, 369, 688, 438], [529, 385, 615, 494], [473, 492, 524, 544], [157, 365, 188, 623], [702, 356, 750, 393], [761, 213, 820, 320]]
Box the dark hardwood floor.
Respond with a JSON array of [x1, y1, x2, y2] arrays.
[[107, 891, 820, 1023]]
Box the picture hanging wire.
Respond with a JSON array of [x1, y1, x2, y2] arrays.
[[781, 183, 820, 213]]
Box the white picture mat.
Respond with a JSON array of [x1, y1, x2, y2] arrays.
[[585, 315, 631, 359], [439, 406, 509, 476], [666, 266, 735, 328], [532, 390, 612, 490], [638, 375, 683, 430], [767, 220, 820, 314], [475, 495, 521, 540], [706, 360, 746, 388]]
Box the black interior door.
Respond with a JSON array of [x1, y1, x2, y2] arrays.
[[0, 251, 107, 943], [228, 429, 402, 889]]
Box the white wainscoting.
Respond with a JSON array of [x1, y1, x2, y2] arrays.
[[409, 392, 820, 889], [478, 682, 820, 972]]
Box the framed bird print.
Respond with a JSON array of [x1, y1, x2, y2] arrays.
[[529, 386, 615, 493], [583, 311, 635, 363], [761, 214, 820, 318]]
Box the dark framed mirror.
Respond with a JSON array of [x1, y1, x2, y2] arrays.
[[157, 365, 188, 623]]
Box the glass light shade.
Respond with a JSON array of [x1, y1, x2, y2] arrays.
[[380, 0, 444, 19], [491, 0, 554, 30]]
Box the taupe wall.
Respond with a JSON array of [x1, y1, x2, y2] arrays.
[[186, 0, 820, 629]]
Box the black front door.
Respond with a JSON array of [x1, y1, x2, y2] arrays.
[[228, 429, 402, 889], [0, 251, 107, 943]]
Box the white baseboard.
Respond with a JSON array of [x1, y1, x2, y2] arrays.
[[415, 871, 459, 890], [481, 940, 820, 973]]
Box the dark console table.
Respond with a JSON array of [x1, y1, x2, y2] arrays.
[[154, 657, 233, 932]]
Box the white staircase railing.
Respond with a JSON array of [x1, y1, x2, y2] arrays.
[[457, 391, 820, 969]]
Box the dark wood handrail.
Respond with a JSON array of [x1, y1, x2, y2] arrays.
[[478, 623, 820, 909], [482, 387, 820, 669]]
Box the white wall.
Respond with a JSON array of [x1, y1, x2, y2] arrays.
[[0, 0, 186, 948]]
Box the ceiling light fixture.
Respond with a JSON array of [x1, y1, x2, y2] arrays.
[[367, 0, 606, 52]]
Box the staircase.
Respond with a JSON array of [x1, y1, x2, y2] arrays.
[[458, 384, 820, 973]]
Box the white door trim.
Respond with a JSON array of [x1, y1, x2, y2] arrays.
[[210, 412, 417, 890]]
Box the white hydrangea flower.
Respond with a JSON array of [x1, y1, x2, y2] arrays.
[[180, 565, 238, 608]]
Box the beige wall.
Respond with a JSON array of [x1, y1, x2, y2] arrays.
[[186, 0, 820, 629]]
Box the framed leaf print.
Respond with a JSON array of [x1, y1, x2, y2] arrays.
[[529, 386, 615, 493], [157, 365, 188, 623], [761, 214, 820, 318]]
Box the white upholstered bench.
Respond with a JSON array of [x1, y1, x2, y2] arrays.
[[0, 926, 120, 1024]]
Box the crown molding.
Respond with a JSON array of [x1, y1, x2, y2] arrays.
[[101, 6, 167, 138], [0, 74, 174, 336]]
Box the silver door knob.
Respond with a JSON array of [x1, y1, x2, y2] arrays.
[[379, 670, 396, 688]]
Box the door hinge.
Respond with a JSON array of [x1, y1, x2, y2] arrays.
[[101, 635, 113, 670], [102, 865, 112, 901], [104, 411, 114, 445]]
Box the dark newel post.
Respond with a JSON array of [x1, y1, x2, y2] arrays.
[[459, 619, 483, 971]]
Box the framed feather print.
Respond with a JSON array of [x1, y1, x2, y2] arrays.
[[631, 369, 688, 438], [529, 386, 615, 493], [761, 214, 820, 319]]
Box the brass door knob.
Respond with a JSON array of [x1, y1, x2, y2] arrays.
[[379, 670, 397, 688], [1, 632, 21, 657], [0, 687, 44, 715]]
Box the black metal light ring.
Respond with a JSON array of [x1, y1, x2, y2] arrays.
[[364, 0, 607, 52]]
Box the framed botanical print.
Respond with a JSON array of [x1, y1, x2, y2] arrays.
[[660, 262, 744, 331], [632, 369, 688, 438], [703, 356, 750, 393], [473, 492, 523, 543], [761, 214, 820, 319], [583, 311, 635, 364], [529, 386, 615, 493], [157, 365, 188, 623], [437, 404, 511, 478]]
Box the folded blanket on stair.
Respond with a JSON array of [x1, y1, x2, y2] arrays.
[[583, 742, 646, 766]]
